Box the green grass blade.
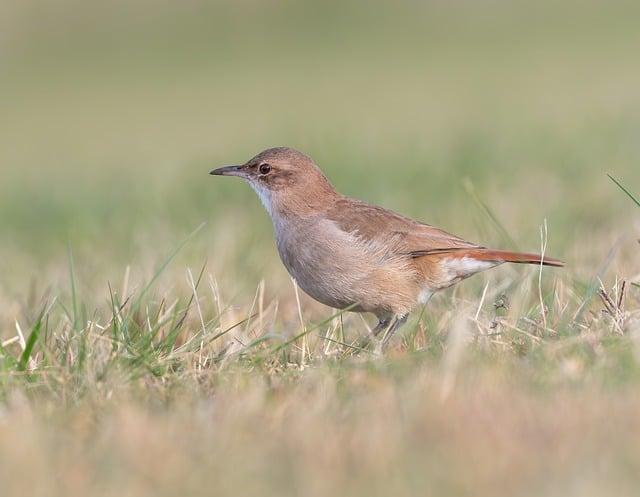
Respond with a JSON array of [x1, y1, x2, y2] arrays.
[[68, 245, 80, 331], [270, 305, 357, 354], [136, 223, 206, 305], [463, 178, 519, 250], [608, 174, 640, 208], [316, 334, 372, 354], [122, 223, 207, 337], [18, 314, 44, 372]]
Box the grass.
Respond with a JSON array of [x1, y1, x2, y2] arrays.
[[1, 191, 638, 496], [609, 174, 640, 208], [1, 266, 640, 496], [2, 0, 640, 495]]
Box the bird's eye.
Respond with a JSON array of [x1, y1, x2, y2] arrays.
[[259, 163, 272, 175]]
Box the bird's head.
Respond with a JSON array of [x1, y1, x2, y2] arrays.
[[210, 147, 336, 216]]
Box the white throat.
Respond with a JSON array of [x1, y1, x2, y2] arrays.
[[248, 181, 273, 217]]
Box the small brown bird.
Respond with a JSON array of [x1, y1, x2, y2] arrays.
[[211, 147, 563, 342]]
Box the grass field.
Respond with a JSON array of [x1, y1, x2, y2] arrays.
[[1, 1, 640, 495]]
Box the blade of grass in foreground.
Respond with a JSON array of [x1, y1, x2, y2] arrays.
[[17, 312, 44, 372], [608, 174, 640, 208]]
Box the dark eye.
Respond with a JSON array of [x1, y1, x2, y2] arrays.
[[259, 163, 271, 175]]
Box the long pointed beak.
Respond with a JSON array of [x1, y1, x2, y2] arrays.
[[209, 165, 245, 177]]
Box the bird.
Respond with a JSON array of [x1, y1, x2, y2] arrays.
[[210, 147, 563, 344]]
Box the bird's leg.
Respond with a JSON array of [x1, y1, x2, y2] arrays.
[[353, 318, 389, 352], [355, 314, 408, 353], [371, 317, 393, 337], [379, 314, 408, 347]]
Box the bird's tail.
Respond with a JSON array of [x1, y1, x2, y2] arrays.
[[450, 248, 564, 267]]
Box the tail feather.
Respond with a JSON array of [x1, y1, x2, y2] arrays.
[[451, 249, 564, 267]]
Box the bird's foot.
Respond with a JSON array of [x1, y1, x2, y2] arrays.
[[352, 315, 408, 355]]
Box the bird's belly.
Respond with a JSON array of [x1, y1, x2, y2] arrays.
[[277, 236, 359, 310], [291, 269, 356, 311], [274, 219, 419, 316]]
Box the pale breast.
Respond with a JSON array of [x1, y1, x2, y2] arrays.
[[272, 216, 420, 317]]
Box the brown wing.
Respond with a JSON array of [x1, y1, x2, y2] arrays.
[[325, 197, 482, 257]]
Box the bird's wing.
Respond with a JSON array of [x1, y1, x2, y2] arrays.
[[325, 197, 482, 257]]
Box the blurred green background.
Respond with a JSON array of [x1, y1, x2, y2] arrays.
[[1, 0, 639, 297]]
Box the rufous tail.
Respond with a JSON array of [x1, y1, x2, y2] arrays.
[[450, 249, 564, 267]]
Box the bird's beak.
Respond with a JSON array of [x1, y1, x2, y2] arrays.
[[209, 165, 246, 177]]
